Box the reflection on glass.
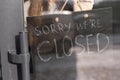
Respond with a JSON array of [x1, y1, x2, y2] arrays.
[[24, 0, 120, 80]]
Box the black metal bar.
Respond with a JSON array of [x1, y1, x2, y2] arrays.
[[8, 31, 30, 80], [20, 31, 30, 80]]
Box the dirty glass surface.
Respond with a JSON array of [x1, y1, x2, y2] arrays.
[[26, 7, 119, 80]]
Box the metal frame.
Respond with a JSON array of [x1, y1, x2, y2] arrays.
[[0, 0, 30, 80], [8, 31, 30, 80]]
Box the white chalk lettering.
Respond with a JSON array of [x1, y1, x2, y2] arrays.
[[34, 27, 41, 36], [90, 19, 96, 28], [37, 41, 52, 62], [76, 23, 83, 31], [76, 21, 87, 31], [64, 23, 71, 32], [75, 35, 85, 54], [86, 34, 96, 53], [83, 20, 87, 29], [42, 25, 50, 34], [58, 23, 64, 32], [54, 39, 64, 59], [97, 33, 109, 53], [63, 36, 73, 56], [50, 24, 58, 33], [75, 19, 102, 31]]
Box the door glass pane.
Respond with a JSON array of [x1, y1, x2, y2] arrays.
[[24, 0, 120, 80]]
